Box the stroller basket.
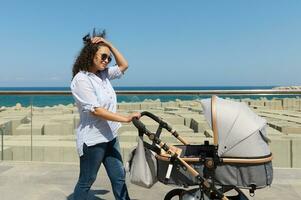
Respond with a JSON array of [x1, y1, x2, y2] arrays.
[[156, 144, 273, 189]]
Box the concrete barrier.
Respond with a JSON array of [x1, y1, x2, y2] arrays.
[[0, 147, 13, 160], [14, 123, 43, 135], [292, 139, 301, 168], [118, 103, 141, 110], [43, 122, 73, 135], [140, 102, 162, 109], [270, 138, 291, 168]]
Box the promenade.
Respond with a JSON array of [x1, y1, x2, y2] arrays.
[[0, 161, 301, 200]]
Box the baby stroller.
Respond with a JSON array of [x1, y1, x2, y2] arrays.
[[131, 96, 273, 200]]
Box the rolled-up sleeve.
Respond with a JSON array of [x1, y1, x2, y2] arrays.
[[107, 65, 123, 80], [71, 77, 101, 112]]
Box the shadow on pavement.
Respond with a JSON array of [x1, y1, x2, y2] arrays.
[[67, 189, 110, 200]]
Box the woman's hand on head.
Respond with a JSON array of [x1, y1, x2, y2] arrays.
[[91, 37, 111, 46]]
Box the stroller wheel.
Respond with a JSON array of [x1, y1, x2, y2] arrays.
[[164, 189, 185, 200]]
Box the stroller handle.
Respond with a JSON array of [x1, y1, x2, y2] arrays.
[[132, 111, 170, 132], [132, 111, 189, 145], [143, 111, 172, 130], [132, 117, 147, 133]]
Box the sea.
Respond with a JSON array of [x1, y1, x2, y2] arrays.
[[0, 86, 291, 107]]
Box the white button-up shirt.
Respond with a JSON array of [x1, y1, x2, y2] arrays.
[[71, 66, 123, 156]]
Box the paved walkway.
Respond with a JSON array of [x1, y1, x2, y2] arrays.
[[0, 161, 300, 200]]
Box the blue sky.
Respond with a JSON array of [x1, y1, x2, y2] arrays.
[[0, 0, 300, 87]]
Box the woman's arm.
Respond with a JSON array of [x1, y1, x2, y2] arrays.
[[91, 37, 129, 73], [92, 107, 140, 123], [108, 43, 128, 73]]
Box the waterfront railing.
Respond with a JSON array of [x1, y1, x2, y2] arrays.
[[0, 90, 301, 168], [0, 89, 301, 95]]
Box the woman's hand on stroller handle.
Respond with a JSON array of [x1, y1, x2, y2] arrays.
[[127, 112, 141, 123], [131, 111, 164, 134], [132, 116, 146, 133]]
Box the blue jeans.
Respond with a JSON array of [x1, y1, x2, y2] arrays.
[[73, 138, 130, 200]]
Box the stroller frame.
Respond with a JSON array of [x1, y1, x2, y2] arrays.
[[132, 97, 272, 200]]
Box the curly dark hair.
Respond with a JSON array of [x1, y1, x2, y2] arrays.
[[72, 29, 107, 78]]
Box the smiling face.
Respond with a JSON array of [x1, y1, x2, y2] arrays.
[[91, 45, 111, 72]]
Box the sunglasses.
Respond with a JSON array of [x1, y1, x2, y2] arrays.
[[100, 53, 112, 63]]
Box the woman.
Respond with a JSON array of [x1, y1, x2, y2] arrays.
[[71, 29, 140, 200]]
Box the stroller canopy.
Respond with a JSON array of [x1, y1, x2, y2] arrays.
[[201, 96, 271, 158]]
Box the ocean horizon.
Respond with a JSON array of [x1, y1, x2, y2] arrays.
[[0, 86, 286, 107], [0, 86, 275, 91]]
